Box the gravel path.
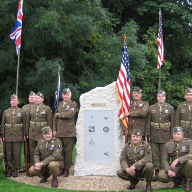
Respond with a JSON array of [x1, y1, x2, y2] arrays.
[[10, 166, 174, 191]]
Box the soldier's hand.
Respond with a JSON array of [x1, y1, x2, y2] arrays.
[[35, 162, 42, 170], [171, 159, 179, 170], [123, 130, 128, 137], [168, 170, 176, 177], [0, 137, 2, 142], [24, 136, 26, 142], [124, 112, 129, 117], [53, 131, 57, 138], [55, 113, 58, 118], [145, 137, 150, 142]]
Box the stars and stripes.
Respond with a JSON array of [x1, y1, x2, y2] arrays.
[[157, 12, 164, 69], [10, 0, 23, 55], [116, 38, 131, 128]]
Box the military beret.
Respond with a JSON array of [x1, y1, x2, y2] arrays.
[[10, 94, 18, 100], [173, 127, 183, 133], [185, 87, 192, 94], [29, 91, 35, 97], [132, 129, 141, 136], [133, 87, 142, 94], [42, 126, 52, 134], [62, 88, 71, 94], [36, 91, 44, 99], [157, 89, 166, 96]]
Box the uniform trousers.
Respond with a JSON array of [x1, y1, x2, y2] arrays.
[[58, 137, 75, 169], [6, 142, 22, 169], [29, 139, 38, 165], [151, 142, 165, 170], [158, 160, 192, 182], [117, 162, 154, 181], [29, 161, 61, 176], [0, 142, 3, 166]]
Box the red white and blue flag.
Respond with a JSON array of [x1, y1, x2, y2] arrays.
[[10, 0, 23, 55], [116, 36, 131, 129], [157, 12, 164, 69]]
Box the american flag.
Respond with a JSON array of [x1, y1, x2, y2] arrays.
[[116, 37, 131, 128], [10, 0, 23, 55], [157, 12, 164, 69]]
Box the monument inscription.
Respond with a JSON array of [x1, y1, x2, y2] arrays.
[[84, 110, 114, 162]]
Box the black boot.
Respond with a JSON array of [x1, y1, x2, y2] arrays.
[[172, 178, 182, 188], [127, 179, 139, 189], [6, 168, 12, 177], [40, 172, 50, 183], [152, 170, 159, 181]]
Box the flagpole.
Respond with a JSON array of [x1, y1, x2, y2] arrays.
[[158, 8, 161, 91], [16, 49, 20, 96]]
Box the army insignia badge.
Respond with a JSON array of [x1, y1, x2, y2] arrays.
[[165, 109, 169, 113], [182, 146, 187, 151], [71, 108, 74, 111], [40, 110, 46, 115], [65, 106, 70, 110], [139, 150, 144, 154], [138, 104, 143, 107], [49, 145, 55, 150], [17, 113, 22, 117]]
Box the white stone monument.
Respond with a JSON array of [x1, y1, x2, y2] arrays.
[[74, 81, 125, 176]]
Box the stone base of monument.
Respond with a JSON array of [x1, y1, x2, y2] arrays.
[[74, 82, 125, 176]]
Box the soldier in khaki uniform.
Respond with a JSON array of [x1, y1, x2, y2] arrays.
[[53, 88, 77, 177], [123, 87, 148, 140], [146, 89, 175, 181], [158, 127, 192, 191], [117, 129, 154, 192], [1, 94, 26, 177], [176, 87, 192, 139], [22, 91, 36, 112], [29, 127, 63, 188], [26, 92, 52, 165]]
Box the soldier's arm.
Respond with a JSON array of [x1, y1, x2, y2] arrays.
[[145, 107, 151, 138], [26, 108, 30, 136], [46, 107, 53, 129], [1, 111, 6, 138], [58, 102, 77, 119], [134, 144, 151, 170], [175, 105, 181, 127], [120, 144, 129, 170], [41, 140, 62, 167], [129, 102, 149, 118]]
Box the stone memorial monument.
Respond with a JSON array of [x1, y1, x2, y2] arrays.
[[74, 81, 125, 176]]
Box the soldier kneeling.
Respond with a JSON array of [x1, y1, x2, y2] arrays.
[[117, 129, 154, 192], [158, 127, 192, 191], [29, 127, 64, 188]]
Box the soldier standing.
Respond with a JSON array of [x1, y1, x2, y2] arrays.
[[117, 129, 154, 192], [26, 92, 52, 165], [29, 127, 63, 188], [146, 89, 175, 181], [1, 94, 26, 177], [53, 88, 77, 177], [157, 127, 192, 191], [176, 87, 192, 138], [22, 91, 36, 112], [123, 87, 149, 140]]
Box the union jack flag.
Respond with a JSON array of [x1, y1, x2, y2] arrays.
[[116, 36, 131, 129], [10, 0, 23, 55], [157, 12, 164, 69]]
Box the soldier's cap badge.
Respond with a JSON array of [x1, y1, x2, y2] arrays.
[[62, 88, 71, 94], [173, 127, 183, 133], [42, 126, 52, 134], [132, 129, 141, 136]]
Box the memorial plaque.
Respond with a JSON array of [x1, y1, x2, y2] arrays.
[[84, 110, 114, 162]]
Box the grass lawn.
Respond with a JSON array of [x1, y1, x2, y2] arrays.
[[0, 144, 188, 192]]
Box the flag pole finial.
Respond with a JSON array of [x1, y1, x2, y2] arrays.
[[123, 34, 126, 41]]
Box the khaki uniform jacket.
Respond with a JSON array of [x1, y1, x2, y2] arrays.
[[120, 141, 152, 171], [176, 102, 192, 138], [163, 138, 192, 173], [1, 107, 26, 142], [26, 103, 52, 141], [34, 137, 64, 168], [127, 100, 149, 136], [146, 103, 175, 143], [22, 104, 36, 113], [53, 100, 77, 137]]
